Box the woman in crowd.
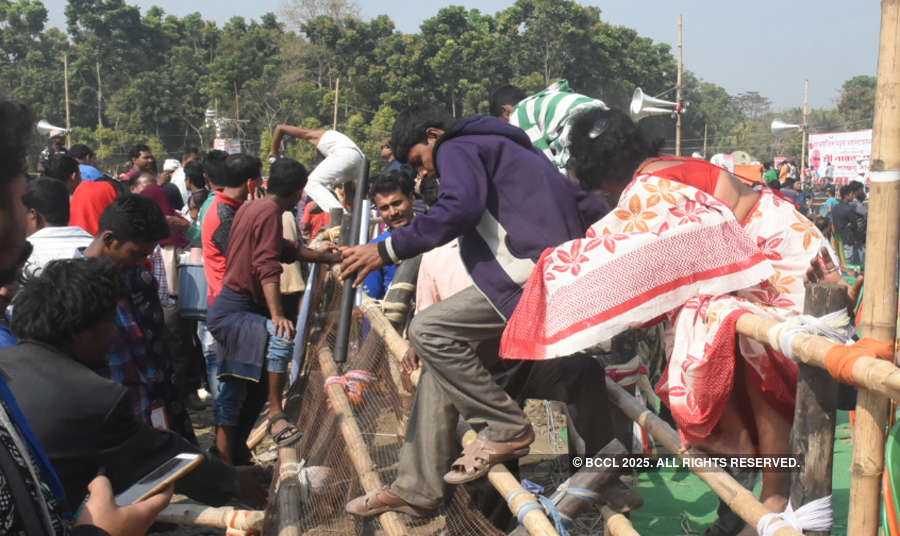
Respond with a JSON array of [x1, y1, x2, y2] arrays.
[[501, 107, 843, 519]]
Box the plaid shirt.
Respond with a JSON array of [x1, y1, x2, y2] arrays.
[[150, 246, 175, 307], [75, 248, 195, 442]]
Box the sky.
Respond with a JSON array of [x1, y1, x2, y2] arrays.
[[41, 0, 881, 110]]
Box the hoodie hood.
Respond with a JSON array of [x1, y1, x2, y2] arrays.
[[433, 115, 539, 177]]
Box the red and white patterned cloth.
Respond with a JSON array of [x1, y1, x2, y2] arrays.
[[500, 172, 831, 444]]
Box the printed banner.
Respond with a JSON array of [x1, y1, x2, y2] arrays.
[[808, 129, 872, 183], [213, 138, 242, 155]]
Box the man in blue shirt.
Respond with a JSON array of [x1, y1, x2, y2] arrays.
[[362, 168, 417, 299]]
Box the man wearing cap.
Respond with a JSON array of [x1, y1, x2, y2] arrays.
[[37, 129, 68, 174]]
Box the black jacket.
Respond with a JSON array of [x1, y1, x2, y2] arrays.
[[0, 341, 237, 507]]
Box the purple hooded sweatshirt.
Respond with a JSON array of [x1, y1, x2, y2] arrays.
[[382, 115, 607, 319]]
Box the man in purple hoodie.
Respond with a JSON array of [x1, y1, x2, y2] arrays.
[[342, 105, 607, 517]]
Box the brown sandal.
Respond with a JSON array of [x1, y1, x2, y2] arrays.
[[443, 425, 535, 485], [345, 486, 437, 518]]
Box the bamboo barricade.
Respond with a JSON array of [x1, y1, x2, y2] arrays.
[[460, 430, 560, 536], [315, 343, 408, 536], [604, 377, 801, 536], [359, 297, 413, 395], [359, 298, 561, 536], [849, 1, 900, 534], [734, 313, 900, 401], [789, 283, 845, 536], [601, 505, 640, 536], [508, 439, 641, 536], [156, 504, 263, 533], [275, 445, 303, 536]]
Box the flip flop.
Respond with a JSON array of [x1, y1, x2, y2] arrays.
[[267, 412, 301, 447], [443, 425, 535, 485]]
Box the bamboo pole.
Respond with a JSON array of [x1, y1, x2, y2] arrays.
[[460, 430, 560, 536], [675, 14, 683, 157], [789, 284, 844, 536], [275, 445, 302, 536], [849, 1, 900, 533], [601, 505, 640, 536], [360, 297, 410, 395], [604, 377, 800, 536], [801, 80, 809, 179], [316, 344, 407, 536], [63, 54, 71, 147], [156, 503, 263, 532], [333, 78, 340, 129], [734, 313, 900, 401]]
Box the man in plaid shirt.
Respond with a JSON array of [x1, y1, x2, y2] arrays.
[[78, 194, 196, 442]]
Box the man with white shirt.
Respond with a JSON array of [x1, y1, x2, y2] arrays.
[[170, 147, 200, 205], [22, 177, 94, 274], [268, 125, 364, 213]]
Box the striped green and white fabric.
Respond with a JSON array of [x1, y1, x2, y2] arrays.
[[510, 79, 608, 171]]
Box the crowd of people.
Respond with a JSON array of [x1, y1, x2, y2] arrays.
[[0, 75, 863, 536]]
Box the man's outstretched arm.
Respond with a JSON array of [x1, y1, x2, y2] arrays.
[[269, 125, 326, 157]]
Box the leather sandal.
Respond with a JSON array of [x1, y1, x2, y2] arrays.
[[267, 412, 301, 447], [443, 425, 535, 485], [345, 485, 437, 518]]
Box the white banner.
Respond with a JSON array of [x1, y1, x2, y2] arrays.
[[808, 129, 871, 183]]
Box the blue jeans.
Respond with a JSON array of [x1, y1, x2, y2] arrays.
[[197, 321, 219, 399], [214, 320, 293, 426]]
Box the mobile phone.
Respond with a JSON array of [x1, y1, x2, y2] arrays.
[[114, 453, 203, 506]]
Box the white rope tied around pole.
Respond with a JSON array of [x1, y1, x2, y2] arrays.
[[765, 310, 852, 360], [275, 461, 305, 494], [756, 496, 833, 536]]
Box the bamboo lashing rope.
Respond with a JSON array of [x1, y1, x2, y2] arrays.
[[735, 313, 900, 400], [604, 377, 801, 536], [461, 430, 560, 536]]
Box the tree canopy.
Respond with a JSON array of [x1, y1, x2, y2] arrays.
[[0, 0, 875, 171]]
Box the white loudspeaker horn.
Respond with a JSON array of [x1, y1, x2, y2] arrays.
[[770, 119, 802, 134], [630, 87, 680, 121], [36, 120, 68, 136]]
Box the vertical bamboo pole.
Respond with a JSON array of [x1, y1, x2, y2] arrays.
[[702, 123, 708, 158], [675, 14, 683, 156], [848, 2, 900, 534], [801, 80, 809, 179], [63, 54, 71, 146], [333, 78, 340, 129]]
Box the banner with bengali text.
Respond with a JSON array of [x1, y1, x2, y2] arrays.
[[808, 129, 871, 183]]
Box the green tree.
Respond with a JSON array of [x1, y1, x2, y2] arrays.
[[837, 75, 875, 130]]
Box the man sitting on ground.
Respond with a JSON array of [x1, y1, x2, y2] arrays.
[[362, 168, 417, 299], [23, 177, 94, 275], [80, 195, 196, 442], [342, 104, 605, 517], [268, 124, 364, 213], [208, 158, 341, 463], [3, 258, 265, 509]]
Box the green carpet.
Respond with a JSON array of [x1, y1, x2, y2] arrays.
[[630, 411, 854, 535]]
